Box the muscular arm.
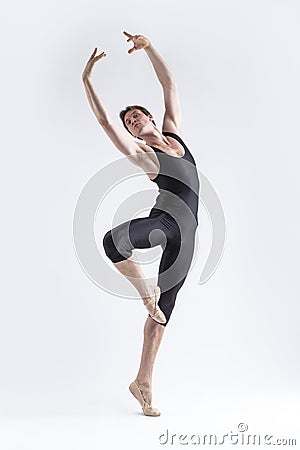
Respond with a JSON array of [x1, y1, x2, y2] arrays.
[[144, 44, 175, 86], [124, 32, 182, 133], [144, 43, 182, 134], [82, 50, 146, 160], [83, 77, 110, 125]]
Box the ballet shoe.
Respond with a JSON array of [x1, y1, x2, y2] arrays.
[[143, 285, 166, 324], [129, 381, 161, 416]]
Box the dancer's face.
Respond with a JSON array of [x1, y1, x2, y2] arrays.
[[124, 109, 154, 138]]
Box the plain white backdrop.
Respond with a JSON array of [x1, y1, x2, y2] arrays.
[[1, 0, 300, 448]]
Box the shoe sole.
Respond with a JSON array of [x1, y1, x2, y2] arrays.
[[129, 382, 160, 416]]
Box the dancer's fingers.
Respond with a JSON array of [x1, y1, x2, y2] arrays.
[[89, 48, 97, 59], [90, 50, 106, 61], [123, 30, 133, 38], [95, 52, 107, 60]]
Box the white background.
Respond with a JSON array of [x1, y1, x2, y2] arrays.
[[1, 0, 300, 448]]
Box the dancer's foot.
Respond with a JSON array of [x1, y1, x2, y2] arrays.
[[143, 285, 166, 324], [129, 380, 161, 416]]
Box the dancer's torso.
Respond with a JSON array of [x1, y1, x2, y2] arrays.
[[148, 131, 199, 224]]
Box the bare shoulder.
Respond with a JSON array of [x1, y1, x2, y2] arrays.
[[101, 121, 145, 157], [135, 141, 158, 162], [135, 141, 154, 153], [134, 141, 159, 175], [162, 122, 184, 140]]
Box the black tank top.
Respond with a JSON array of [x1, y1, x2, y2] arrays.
[[149, 131, 199, 225]]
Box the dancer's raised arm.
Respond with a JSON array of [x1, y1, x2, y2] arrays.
[[123, 31, 182, 135], [82, 48, 146, 160]]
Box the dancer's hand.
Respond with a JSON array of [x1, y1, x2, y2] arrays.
[[123, 31, 150, 54], [82, 48, 107, 80]]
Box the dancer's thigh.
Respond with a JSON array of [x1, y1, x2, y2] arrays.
[[127, 213, 169, 250]]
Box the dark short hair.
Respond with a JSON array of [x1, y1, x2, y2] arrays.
[[119, 105, 156, 140]]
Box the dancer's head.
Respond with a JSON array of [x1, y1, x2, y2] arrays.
[[120, 105, 156, 140]]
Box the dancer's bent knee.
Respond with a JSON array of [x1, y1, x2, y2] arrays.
[[102, 230, 132, 263]]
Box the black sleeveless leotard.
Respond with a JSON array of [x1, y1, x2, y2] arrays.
[[103, 131, 200, 325], [149, 131, 199, 223]]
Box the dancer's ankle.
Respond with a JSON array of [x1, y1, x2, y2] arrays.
[[135, 378, 151, 389], [141, 284, 157, 303]]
